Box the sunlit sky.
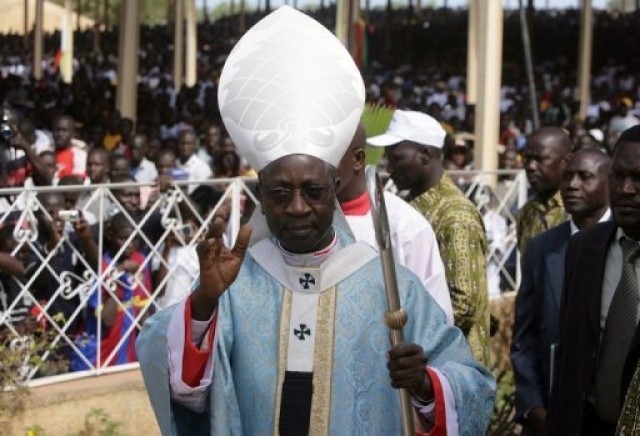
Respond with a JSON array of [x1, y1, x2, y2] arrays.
[[197, 0, 610, 10]]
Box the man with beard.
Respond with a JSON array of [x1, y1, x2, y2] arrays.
[[512, 148, 611, 435], [516, 127, 572, 259], [547, 126, 640, 434], [368, 109, 490, 365]]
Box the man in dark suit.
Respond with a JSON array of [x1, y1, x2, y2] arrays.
[[511, 148, 611, 435], [546, 126, 640, 435]]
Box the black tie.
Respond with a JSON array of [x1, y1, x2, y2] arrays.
[[595, 237, 640, 422]]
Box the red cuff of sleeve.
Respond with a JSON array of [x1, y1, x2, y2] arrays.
[[416, 367, 447, 436], [182, 295, 217, 387]]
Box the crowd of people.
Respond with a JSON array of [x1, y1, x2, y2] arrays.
[[0, 4, 639, 434]]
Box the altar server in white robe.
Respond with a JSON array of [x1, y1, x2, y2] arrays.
[[337, 124, 454, 324], [136, 6, 495, 436]]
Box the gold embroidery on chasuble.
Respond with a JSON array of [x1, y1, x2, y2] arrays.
[[273, 288, 293, 433], [272, 286, 337, 435]]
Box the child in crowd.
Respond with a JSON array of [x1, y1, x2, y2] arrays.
[[81, 213, 151, 368]]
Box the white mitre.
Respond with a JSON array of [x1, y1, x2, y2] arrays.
[[217, 6, 366, 171]]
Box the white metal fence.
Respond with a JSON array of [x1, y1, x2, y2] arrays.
[[0, 170, 527, 387]]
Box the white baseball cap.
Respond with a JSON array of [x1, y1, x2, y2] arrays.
[[367, 110, 446, 149]]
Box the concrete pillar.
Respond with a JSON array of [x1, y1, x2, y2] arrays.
[[335, 0, 360, 49], [173, 0, 184, 92], [93, 0, 101, 54], [466, 0, 478, 105], [239, 0, 246, 33], [115, 0, 140, 121], [60, 0, 74, 84], [577, 0, 593, 121], [474, 0, 503, 173], [185, 0, 197, 87], [23, 0, 29, 48], [33, 0, 44, 80]]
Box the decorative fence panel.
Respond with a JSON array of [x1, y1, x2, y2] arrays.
[[0, 170, 527, 387]]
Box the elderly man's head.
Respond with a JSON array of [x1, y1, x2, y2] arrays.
[[257, 154, 338, 254], [523, 127, 572, 200]]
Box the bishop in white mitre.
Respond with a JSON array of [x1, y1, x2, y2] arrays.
[[136, 7, 495, 435]]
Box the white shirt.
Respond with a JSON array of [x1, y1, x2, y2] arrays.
[[342, 191, 454, 325], [569, 208, 612, 236], [176, 154, 213, 194], [155, 245, 200, 309], [133, 157, 159, 183]]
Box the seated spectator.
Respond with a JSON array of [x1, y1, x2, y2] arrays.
[[110, 154, 132, 180], [197, 123, 223, 167], [77, 147, 112, 220], [176, 128, 212, 193], [152, 205, 202, 309], [53, 115, 87, 180], [32, 192, 86, 332], [130, 133, 158, 183], [0, 212, 33, 324], [103, 111, 122, 152], [58, 175, 97, 225], [18, 117, 52, 154], [110, 174, 164, 251], [37, 151, 58, 185], [145, 136, 162, 164], [213, 150, 241, 178], [81, 212, 152, 367], [0, 113, 53, 189], [155, 147, 177, 177]]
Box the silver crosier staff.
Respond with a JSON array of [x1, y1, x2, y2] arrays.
[[365, 166, 415, 436]]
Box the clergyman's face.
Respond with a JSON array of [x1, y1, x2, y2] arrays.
[[258, 155, 337, 253]]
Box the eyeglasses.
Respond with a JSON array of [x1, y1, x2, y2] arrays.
[[263, 184, 334, 206]]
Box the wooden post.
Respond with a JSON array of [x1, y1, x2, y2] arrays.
[[173, 0, 184, 92], [577, 0, 593, 121], [93, 0, 101, 54], [466, 0, 478, 105], [33, 0, 44, 80], [23, 0, 29, 48], [239, 0, 246, 33], [115, 0, 140, 121], [60, 0, 74, 84], [474, 0, 503, 173], [185, 0, 197, 87]]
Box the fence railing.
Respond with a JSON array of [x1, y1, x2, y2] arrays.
[[0, 170, 527, 387]]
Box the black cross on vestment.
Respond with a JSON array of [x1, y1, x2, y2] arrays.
[[299, 273, 315, 289], [294, 324, 311, 340]]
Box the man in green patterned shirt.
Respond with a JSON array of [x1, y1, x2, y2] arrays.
[[368, 110, 490, 365], [516, 127, 572, 259]]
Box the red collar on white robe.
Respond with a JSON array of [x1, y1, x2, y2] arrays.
[[340, 191, 370, 216]]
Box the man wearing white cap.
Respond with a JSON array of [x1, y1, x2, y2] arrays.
[[337, 123, 455, 325], [137, 8, 494, 435], [368, 110, 490, 365]]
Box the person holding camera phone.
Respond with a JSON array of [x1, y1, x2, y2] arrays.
[[0, 110, 53, 190]]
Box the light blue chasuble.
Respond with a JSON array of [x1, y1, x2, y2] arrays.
[[137, 228, 495, 435]]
